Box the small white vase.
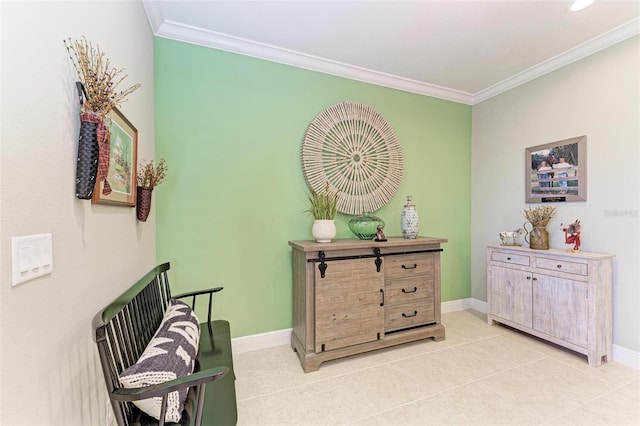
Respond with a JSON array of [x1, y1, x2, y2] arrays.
[[401, 195, 419, 239], [312, 219, 336, 243]]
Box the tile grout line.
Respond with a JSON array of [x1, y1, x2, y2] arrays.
[[234, 311, 640, 425], [236, 328, 532, 403], [540, 378, 639, 425], [343, 350, 558, 425]]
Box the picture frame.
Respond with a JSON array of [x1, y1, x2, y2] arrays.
[[525, 135, 586, 203], [92, 107, 138, 206]]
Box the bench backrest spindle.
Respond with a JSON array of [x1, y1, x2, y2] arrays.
[[93, 262, 237, 425], [94, 264, 174, 425]]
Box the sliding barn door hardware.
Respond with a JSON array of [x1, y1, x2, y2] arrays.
[[310, 248, 443, 278], [374, 247, 382, 272], [317, 251, 327, 278]]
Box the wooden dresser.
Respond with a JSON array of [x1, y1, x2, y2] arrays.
[[487, 244, 614, 367], [289, 237, 447, 372]]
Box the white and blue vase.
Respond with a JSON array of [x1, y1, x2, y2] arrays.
[[401, 195, 419, 239]]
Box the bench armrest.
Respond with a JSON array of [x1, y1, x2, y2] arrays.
[[173, 286, 223, 301], [174, 287, 224, 335], [111, 366, 229, 402]]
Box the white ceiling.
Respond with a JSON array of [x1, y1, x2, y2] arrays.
[[143, 0, 640, 104]]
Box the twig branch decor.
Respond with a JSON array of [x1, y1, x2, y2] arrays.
[[301, 102, 404, 215], [522, 205, 557, 227], [64, 36, 141, 116], [137, 159, 167, 189]]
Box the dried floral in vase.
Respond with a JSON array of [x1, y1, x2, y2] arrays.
[[522, 205, 557, 227], [64, 36, 141, 116], [137, 159, 167, 190]]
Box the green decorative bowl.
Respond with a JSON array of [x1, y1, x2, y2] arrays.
[[348, 213, 385, 240]]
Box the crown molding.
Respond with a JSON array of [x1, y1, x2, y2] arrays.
[[142, 0, 164, 34], [473, 17, 640, 104], [143, 2, 638, 106], [142, 1, 474, 104]]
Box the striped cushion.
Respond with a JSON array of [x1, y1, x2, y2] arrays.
[[119, 299, 200, 423]]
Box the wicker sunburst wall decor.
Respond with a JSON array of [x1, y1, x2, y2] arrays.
[[301, 102, 404, 215]]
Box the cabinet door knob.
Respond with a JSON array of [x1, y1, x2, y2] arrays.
[[402, 264, 418, 270], [402, 311, 418, 318], [380, 289, 385, 307], [557, 264, 562, 268], [507, 257, 512, 260], [526, 276, 531, 280], [402, 287, 418, 294]]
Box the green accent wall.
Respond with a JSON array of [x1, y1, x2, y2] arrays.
[[154, 37, 471, 338]]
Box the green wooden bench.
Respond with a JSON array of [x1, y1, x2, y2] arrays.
[[92, 263, 237, 425]]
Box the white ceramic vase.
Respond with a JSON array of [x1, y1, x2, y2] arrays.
[[401, 195, 419, 239], [312, 219, 337, 243]]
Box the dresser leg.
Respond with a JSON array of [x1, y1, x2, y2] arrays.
[[587, 353, 604, 367]]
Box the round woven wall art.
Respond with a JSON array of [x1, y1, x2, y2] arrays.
[[301, 102, 404, 215]]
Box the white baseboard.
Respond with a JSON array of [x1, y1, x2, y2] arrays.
[[231, 297, 640, 370], [440, 297, 488, 314], [612, 343, 640, 370], [441, 298, 473, 313], [470, 298, 489, 314], [232, 328, 292, 354]]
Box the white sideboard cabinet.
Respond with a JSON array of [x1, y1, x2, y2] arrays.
[[487, 244, 614, 367], [290, 237, 447, 372]]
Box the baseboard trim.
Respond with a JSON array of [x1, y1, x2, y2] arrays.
[[612, 343, 640, 370], [231, 297, 639, 370], [440, 298, 473, 313], [440, 297, 489, 314], [232, 328, 292, 354]]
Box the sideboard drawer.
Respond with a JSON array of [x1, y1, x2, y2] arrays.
[[384, 300, 435, 332], [385, 276, 434, 305], [491, 251, 530, 266], [536, 257, 588, 276], [385, 254, 434, 279]]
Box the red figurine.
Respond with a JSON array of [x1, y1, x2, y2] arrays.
[[562, 219, 581, 252]]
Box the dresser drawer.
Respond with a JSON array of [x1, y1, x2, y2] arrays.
[[384, 253, 434, 279], [385, 300, 435, 332], [491, 251, 530, 266], [385, 276, 434, 305], [536, 257, 588, 276]]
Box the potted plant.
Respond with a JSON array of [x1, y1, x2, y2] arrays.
[[306, 185, 338, 243], [64, 37, 141, 199], [136, 159, 167, 222]]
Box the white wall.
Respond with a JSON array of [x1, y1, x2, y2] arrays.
[[0, 1, 155, 424], [472, 36, 640, 353]]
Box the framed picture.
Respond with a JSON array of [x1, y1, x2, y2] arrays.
[[525, 135, 586, 203], [92, 108, 138, 206]]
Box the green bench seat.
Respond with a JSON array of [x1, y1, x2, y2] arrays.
[[92, 263, 237, 426]]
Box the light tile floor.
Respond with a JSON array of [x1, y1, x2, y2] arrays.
[[232, 310, 640, 425]]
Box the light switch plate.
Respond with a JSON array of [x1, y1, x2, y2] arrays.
[[11, 233, 53, 286]]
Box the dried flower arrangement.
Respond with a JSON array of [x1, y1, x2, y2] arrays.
[[306, 184, 338, 220], [64, 36, 141, 116], [137, 159, 167, 190], [522, 205, 557, 227]]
